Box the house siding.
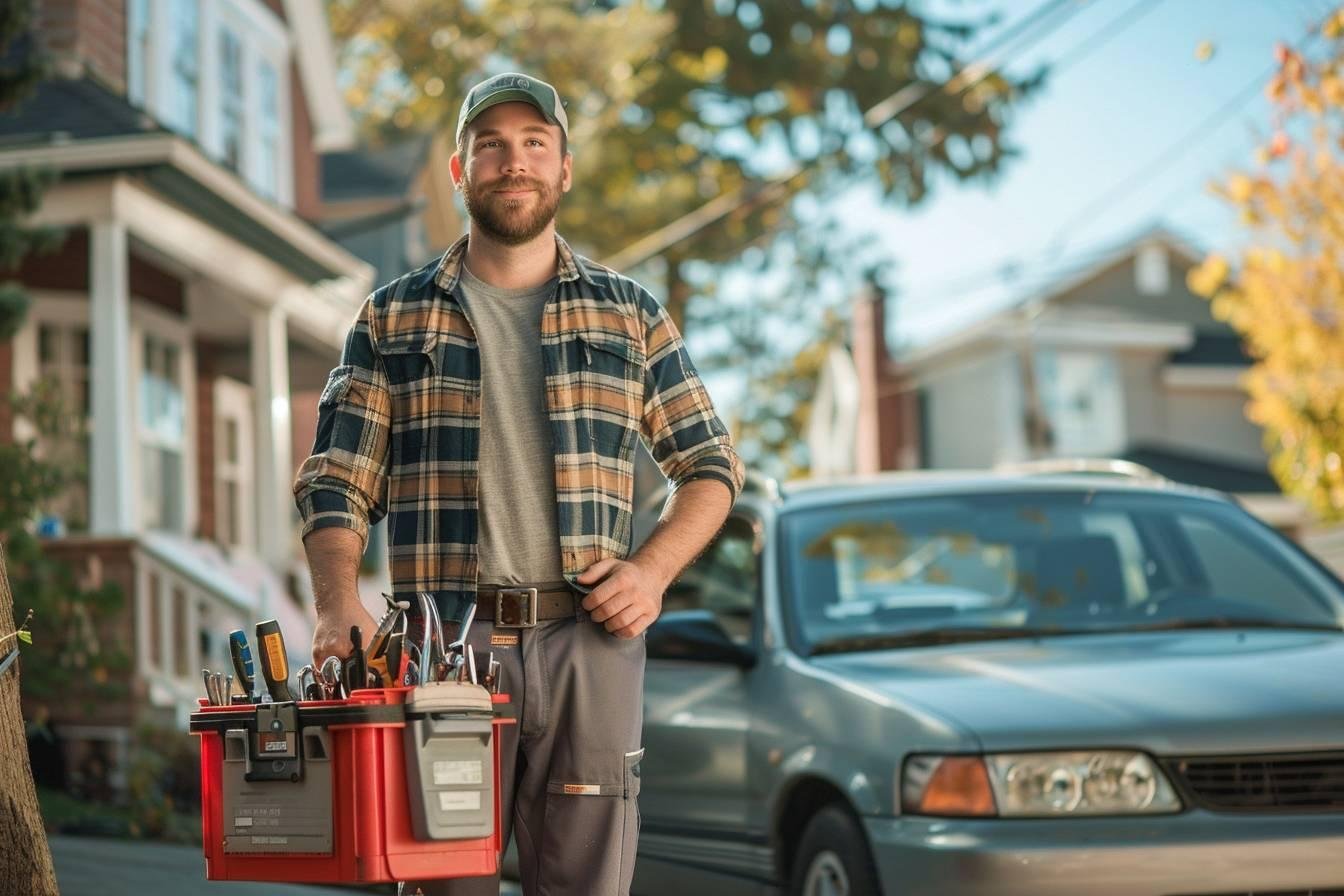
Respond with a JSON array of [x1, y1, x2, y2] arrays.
[[923, 352, 1013, 469]]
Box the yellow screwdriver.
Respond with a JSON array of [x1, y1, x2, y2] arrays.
[[254, 619, 295, 703]]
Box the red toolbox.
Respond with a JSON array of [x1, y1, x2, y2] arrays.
[[189, 685, 514, 884]]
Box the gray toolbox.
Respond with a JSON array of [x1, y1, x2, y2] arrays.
[[403, 681, 497, 840]]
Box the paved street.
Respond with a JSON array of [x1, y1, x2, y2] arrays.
[[50, 836, 521, 895]]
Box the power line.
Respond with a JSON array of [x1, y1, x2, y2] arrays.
[[600, 0, 1086, 272], [899, 9, 1324, 315]]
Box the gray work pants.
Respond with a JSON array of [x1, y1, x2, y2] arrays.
[[406, 613, 646, 896]]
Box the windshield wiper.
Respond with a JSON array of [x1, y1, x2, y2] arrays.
[[1108, 617, 1344, 635], [808, 625, 1091, 656]]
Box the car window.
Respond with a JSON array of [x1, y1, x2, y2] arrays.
[[1176, 513, 1328, 618], [664, 515, 758, 645], [781, 491, 1344, 653]]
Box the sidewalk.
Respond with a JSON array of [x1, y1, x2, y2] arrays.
[[50, 835, 521, 895]]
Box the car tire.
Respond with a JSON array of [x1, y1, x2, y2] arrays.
[[788, 805, 883, 896]]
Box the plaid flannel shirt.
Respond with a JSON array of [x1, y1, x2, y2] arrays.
[[294, 234, 744, 604]]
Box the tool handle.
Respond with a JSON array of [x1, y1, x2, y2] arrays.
[[228, 630, 255, 697], [255, 619, 295, 703]]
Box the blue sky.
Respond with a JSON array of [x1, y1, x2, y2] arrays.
[[855, 0, 1324, 345]]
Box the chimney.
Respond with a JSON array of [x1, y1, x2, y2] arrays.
[[850, 280, 921, 472], [851, 281, 888, 475]]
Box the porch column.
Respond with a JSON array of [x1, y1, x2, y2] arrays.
[[251, 304, 293, 577], [89, 219, 136, 534]]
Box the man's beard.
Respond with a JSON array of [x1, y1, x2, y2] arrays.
[[461, 172, 563, 246]]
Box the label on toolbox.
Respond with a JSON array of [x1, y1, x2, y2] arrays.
[[432, 759, 483, 786], [438, 791, 482, 812]]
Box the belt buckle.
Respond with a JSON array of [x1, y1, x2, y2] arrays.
[[495, 587, 539, 628]]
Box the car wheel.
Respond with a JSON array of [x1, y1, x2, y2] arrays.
[[789, 805, 883, 896]]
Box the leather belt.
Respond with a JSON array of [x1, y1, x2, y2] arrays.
[[475, 584, 579, 627]]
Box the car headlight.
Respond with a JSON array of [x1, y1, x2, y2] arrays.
[[902, 751, 1182, 817]]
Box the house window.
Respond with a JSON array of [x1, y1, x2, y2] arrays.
[[167, 0, 200, 137], [219, 27, 244, 173], [35, 322, 92, 532], [140, 333, 187, 533], [1035, 350, 1125, 457], [213, 377, 255, 550], [127, 0, 152, 107], [256, 60, 281, 200]]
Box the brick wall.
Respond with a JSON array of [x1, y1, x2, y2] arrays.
[[195, 342, 217, 543], [36, 0, 128, 93], [291, 59, 322, 221]]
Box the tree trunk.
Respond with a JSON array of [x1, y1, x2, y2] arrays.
[[0, 548, 59, 896], [664, 254, 691, 334]]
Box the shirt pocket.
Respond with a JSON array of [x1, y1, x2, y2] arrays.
[[578, 332, 643, 458], [378, 331, 445, 470]]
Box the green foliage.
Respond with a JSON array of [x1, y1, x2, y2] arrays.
[[126, 725, 202, 843], [325, 0, 1041, 322], [2, 381, 128, 708]]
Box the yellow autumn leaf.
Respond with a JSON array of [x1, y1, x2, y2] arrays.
[[1187, 254, 1230, 296]]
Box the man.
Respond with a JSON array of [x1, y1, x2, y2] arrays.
[[293, 72, 744, 896]]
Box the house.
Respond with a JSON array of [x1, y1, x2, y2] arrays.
[[840, 227, 1326, 542], [0, 0, 374, 795]]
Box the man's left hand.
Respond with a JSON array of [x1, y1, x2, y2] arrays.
[[577, 558, 667, 639]]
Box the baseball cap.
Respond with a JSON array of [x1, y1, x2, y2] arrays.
[[455, 72, 569, 144]]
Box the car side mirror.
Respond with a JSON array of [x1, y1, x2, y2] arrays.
[[647, 609, 756, 667]]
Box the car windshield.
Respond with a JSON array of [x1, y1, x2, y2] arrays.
[[781, 490, 1344, 654]]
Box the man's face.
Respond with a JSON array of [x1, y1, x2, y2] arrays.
[[452, 102, 572, 246]]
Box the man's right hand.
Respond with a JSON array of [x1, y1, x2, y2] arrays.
[[311, 597, 378, 668]]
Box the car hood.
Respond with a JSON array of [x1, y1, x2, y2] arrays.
[[810, 629, 1344, 754]]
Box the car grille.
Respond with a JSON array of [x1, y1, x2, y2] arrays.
[[1168, 751, 1344, 812]]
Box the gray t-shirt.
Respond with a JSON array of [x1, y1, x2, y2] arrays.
[[457, 265, 565, 585]]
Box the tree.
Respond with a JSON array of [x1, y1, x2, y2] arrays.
[[0, 3, 70, 891], [1188, 9, 1344, 521], [325, 0, 1041, 327]]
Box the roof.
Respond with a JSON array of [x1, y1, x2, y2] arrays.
[[321, 134, 434, 201], [1170, 332, 1251, 366], [0, 77, 161, 144], [898, 224, 1210, 369], [1118, 444, 1278, 494]]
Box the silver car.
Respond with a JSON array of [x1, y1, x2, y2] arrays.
[[631, 471, 1344, 896]]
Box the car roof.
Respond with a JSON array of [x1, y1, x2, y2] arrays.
[[757, 469, 1236, 514]]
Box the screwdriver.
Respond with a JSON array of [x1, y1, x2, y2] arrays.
[[228, 630, 255, 702], [255, 619, 295, 703], [345, 625, 368, 694]]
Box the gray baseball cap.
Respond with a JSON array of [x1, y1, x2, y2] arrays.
[[455, 72, 569, 144]]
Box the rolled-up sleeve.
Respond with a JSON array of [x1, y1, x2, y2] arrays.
[[293, 297, 391, 548], [638, 290, 745, 502]]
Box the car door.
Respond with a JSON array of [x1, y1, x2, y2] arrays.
[[638, 513, 763, 881]]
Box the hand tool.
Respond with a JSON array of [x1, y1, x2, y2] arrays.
[[467, 644, 478, 685], [254, 619, 295, 703], [215, 673, 226, 705], [202, 669, 218, 705], [345, 625, 368, 694], [0, 647, 19, 678], [228, 630, 255, 701], [320, 655, 344, 700], [299, 664, 322, 701], [417, 592, 448, 683], [384, 632, 404, 688], [447, 600, 477, 655], [368, 594, 410, 660], [402, 658, 420, 687]]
